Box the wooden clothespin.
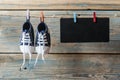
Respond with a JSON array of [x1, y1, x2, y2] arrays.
[[40, 11, 44, 22], [26, 9, 30, 21]]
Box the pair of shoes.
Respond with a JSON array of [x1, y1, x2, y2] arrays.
[[19, 10, 51, 70]]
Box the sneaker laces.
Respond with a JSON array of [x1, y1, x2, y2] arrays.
[[21, 32, 31, 53], [37, 32, 47, 62]]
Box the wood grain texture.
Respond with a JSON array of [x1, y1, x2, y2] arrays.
[[0, 54, 120, 79], [0, 11, 120, 53], [0, 0, 120, 10]]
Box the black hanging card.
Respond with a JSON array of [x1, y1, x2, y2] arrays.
[[60, 18, 109, 42]]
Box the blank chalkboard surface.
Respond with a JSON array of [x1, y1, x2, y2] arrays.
[[60, 18, 109, 42]]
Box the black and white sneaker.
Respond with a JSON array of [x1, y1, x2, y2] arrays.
[[34, 12, 51, 66], [19, 9, 34, 70]]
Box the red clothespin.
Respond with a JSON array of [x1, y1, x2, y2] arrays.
[[93, 12, 96, 23]]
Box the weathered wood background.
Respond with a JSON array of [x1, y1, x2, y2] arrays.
[[0, 0, 120, 80], [0, 54, 120, 80], [0, 0, 120, 53], [0, 0, 120, 10]]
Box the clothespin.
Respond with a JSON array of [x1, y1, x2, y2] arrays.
[[40, 11, 44, 22], [73, 12, 77, 23], [93, 12, 96, 23], [26, 9, 30, 21]]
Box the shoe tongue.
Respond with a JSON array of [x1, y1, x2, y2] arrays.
[[40, 30, 45, 35], [23, 29, 28, 33]]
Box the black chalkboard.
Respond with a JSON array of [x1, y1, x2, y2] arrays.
[[60, 18, 109, 42]]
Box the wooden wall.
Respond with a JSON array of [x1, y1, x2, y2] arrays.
[[0, 1, 120, 80], [0, 0, 120, 53], [0, 0, 120, 10], [0, 54, 120, 80]]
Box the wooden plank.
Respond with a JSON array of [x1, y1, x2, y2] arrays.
[[0, 11, 120, 53], [0, 54, 120, 79], [0, 0, 120, 10]]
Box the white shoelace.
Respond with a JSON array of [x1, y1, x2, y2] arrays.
[[22, 32, 30, 53], [37, 33, 47, 62]]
